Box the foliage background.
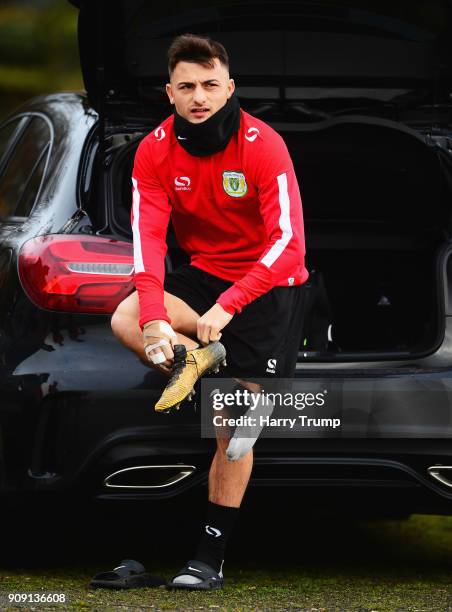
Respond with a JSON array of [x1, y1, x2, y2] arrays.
[[0, 0, 82, 119]]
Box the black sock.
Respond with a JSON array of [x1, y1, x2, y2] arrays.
[[194, 501, 240, 573]]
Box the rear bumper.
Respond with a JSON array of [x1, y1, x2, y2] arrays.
[[25, 429, 452, 515]]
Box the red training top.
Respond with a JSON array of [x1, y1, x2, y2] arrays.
[[131, 109, 309, 328]]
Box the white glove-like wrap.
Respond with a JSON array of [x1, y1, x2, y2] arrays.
[[143, 321, 177, 365]]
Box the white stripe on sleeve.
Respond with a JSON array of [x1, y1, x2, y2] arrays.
[[261, 172, 293, 268], [131, 177, 145, 273]]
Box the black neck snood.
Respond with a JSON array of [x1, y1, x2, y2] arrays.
[[173, 95, 241, 157]]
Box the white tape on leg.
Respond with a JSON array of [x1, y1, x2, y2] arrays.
[[226, 394, 274, 461]]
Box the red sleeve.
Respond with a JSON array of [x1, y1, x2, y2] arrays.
[[216, 133, 306, 314], [131, 137, 172, 328]]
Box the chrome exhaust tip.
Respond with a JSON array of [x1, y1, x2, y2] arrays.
[[427, 465, 452, 488], [103, 464, 196, 490]]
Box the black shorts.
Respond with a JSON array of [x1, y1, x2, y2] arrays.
[[164, 264, 306, 379]]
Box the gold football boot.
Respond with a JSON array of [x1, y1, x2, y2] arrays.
[[154, 341, 227, 413]]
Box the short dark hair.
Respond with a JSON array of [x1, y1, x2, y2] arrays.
[[167, 33, 229, 75]]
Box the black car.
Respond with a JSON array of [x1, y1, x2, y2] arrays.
[[1, 0, 452, 516]]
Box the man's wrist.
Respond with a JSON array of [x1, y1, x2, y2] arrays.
[[143, 319, 164, 330], [215, 298, 237, 316], [142, 320, 177, 338], [139, 308, 171, 330]]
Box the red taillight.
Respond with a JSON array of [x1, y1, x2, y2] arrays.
[[18, 235, 135, 313]]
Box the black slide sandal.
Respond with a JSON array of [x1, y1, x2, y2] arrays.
[[89, 559, 166, 590], [167, 559, 224, 591]]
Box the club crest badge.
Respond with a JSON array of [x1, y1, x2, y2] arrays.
[[222, 171, 248, 198]]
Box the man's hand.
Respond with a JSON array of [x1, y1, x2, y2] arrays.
[[143, 320, 177, 373], [197, 303, 233, 346]]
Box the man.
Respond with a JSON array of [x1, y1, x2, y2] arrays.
[[111, 33, 308, 590]]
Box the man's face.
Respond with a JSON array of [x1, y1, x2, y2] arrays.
[[166, 58, 235, 123]]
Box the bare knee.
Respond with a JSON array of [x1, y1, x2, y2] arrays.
[[111, 293, 140, 340], [111, 308, 131, 340], [216, 436, 230, 455], [234, 378, 261, 394]]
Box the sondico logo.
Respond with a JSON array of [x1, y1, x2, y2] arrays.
[[154, 126, 165, 141], [174, 176, 191, 191], [245, 127, 260, 142], [266, 358, 277, 374], [205, 525, 222, 538]]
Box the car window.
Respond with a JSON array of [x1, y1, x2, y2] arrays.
[[0, 119, 22, 164], [0, 250, 11, 291], [14, 148, 49, 218], [0, 116, 51, 219]]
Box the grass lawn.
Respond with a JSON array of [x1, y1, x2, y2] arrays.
[[1, 504, 452, 611]]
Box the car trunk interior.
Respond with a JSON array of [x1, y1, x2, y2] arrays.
[[110, 116, 451, 361]]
